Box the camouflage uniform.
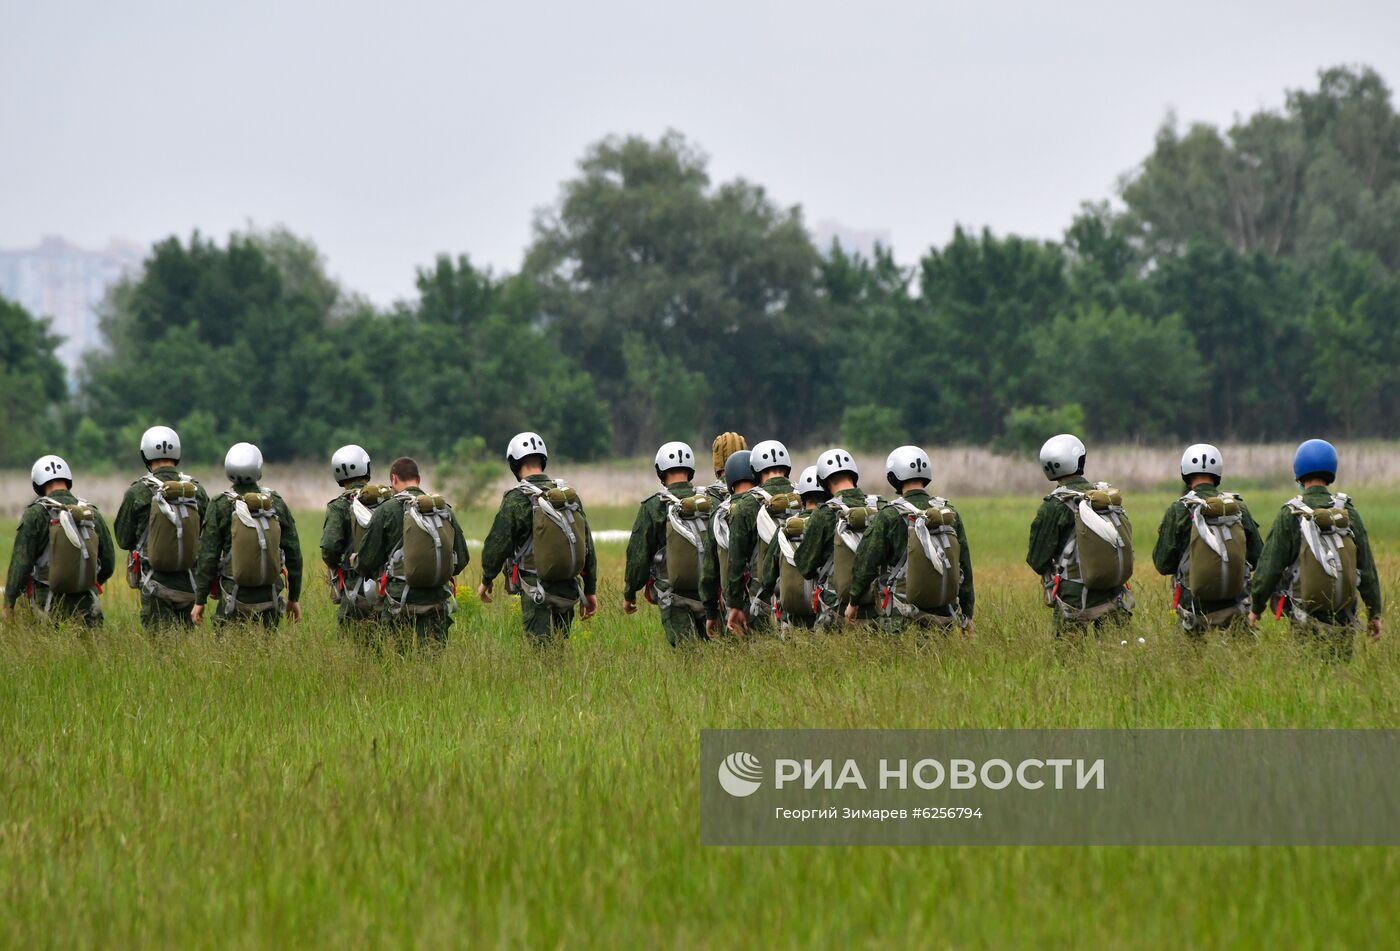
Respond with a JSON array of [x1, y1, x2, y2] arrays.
[[849, 487, 974, 631], [5, 489, 116, 626], [755, 519, 817, 632], [1249, 485, 1383, 658], [193, 480, 302, 628], [356, 486, 469, 647], [114, 466, 210, 629], [624, 480, 711, 645], [1151, 483, 1263, 634], [1026, 475, 1131, 633], [798, 487, 883, 624], [480, 472, 598, 643], [723, 475, 794, 630]]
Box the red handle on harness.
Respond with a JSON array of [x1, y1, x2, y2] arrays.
[[1051, 575, 1062, 600], [510, 564, 520, 588], [1276, 595, 1286, 620], [644, 578, 657, 605], [812, 586, 822, 614], [881, 586, 891, 611], [1172, 584, 1182, 610], [133, 551, 141, 577], [378, 573, 388, 598]]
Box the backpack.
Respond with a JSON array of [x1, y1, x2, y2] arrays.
[[225, 491, 283, 588], [517, 480, 589, 583], [141, 474, 201, 573], [390, 492, 457, 590], [1178, 491, 1248, 602], [658, 490, 711, 592], [36, 497, 101, 595], [1283, 493, 1359, 617], [1050, 483, 1134, 592], [776, 516, 818, 619], [886, 497, 962, 614], [824, 495, 881, 606]]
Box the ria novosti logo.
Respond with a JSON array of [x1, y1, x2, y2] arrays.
[[718, 752, 763, 797]]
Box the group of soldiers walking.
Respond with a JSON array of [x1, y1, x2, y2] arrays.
[[2, 425, 1385, 656]]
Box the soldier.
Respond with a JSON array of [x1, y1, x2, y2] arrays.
[[1026, 434, 1135, 634], [191, 442, 303, 628], [700, 449, 756, 637], [355, 456, 469, 648], [3, 455, 115, 627], [1151, 443, 1262, 635], [705, 432, 748, 505], [845, 446, 974, 633], [623, 441, 711, 645], [320, 445, 394, 631], [1248, 439, 1382, 659], [754, 465, 828, 633], [478, 432, 598, 643], [797, 448, 883, 627], [114, 426, 210, 630], [723, 439, 796, 634]]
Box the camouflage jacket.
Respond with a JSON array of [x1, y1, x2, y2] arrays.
[[1025, 475, 1122, 609], [1249, 485, 1382, 620], [356, 486, 470, 605], [723, 475, 794, 609], [849, 487, 975, 618], [320, 482, 366, 572], [113, 466, 211, 593], [700, 487, 748, 620], [796, 487, 875, 581], [624, 480, 703, 600], [1151, 483, 1263, 613], [193, 480, 303, 605], [5, 489, 116, 606], [480, 472, 598, 598]]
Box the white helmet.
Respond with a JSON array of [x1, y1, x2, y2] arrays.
[[225, 442, 264, 483], [1180, 443, 1224, 482], [796, 465, 824, 498], [31, 454, 74, 496], [506, 432, 548, 474], [885, 446, 932, 490], [816, 447, 859, 487], [653, 441, 696, 481], [749, 439, 792, 477], [332, 444, 371, 484], [140, 425, 181, 465], [1039, 433, 1086, 481]]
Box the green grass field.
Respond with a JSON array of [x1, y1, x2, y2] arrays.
[[3, 488, 1400, 947]]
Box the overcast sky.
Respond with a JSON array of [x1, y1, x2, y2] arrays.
[[3, 0, 1399, 304]]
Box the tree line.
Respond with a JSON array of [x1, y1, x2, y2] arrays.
[[4, 64, 1399, 469]]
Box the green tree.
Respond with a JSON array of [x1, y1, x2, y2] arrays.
[[0, 297, 67, 467]]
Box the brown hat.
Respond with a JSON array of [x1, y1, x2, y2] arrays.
[[712, 432, 748, 475]]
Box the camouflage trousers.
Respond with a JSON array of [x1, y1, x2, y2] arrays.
[[522, 597, 575, 644], [141, 592, 195, 630], [381, 602, 453, 651], [25, 590, 103, 627]]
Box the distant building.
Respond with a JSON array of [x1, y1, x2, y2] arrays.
[[0, 236, 147, 373]]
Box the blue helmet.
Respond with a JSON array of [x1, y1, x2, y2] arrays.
[[1293, 439, 1338, 483]]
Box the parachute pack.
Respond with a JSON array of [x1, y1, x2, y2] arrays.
[[656, 490, 711, 594], [1176, 491, 1248, 608], [751, 488, 802, 619], [823, 495, 881, 610], [219, 490, 284, 614], [883, 496, 963, 621], [34, 496, 101, 600], [1280, 493, 1359, 621], [510, 480, 588, 609], [775, 515, 818, 621], [1048, 483, 1134, 609], [128, 474, 201, 605], [384, 492, 458, 614]]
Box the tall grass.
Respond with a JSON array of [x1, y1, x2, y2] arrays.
[[2, 491, 1398, 946]]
